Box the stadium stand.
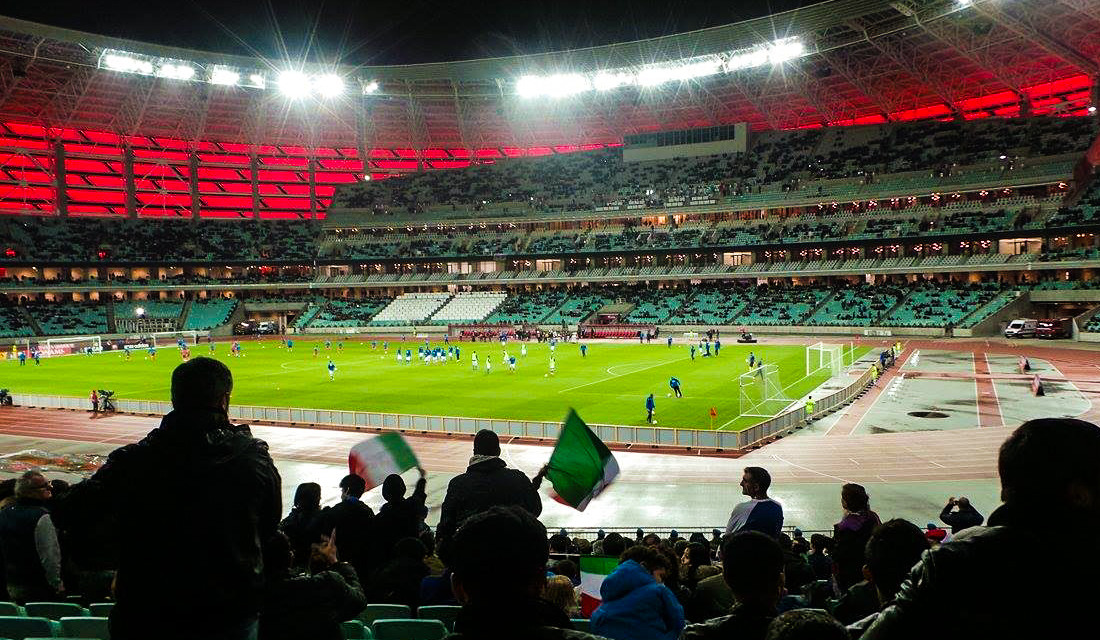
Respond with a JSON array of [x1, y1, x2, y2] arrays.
[[882, 283, 1004, 328], [805, 284, 906, 326], [734, 286, 831, 326], [311, 299, 393, 328], [429, 292, 508, 324], [26, 301, 108, 336], [484, 290, 569, 324], [0, 302, 33, 338], [184, 298, 238, 331], [369, 293, 452, 326]]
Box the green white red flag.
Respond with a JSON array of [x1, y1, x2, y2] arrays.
[[579, 555, 620, 616], [348, 432, 419, 490], [545, 409, 620, 511]]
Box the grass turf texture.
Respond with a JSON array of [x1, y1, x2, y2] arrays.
[[7, 340, 868, 431]]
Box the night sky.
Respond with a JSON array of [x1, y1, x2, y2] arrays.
[[4, 0, 816, 66]]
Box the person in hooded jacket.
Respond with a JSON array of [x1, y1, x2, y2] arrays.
[[68, 357, 282, 640], [372, 469, 426, 561], [279, 482, 322, 571], [590, 546, 685, 640], [436, 430, 545, 544]]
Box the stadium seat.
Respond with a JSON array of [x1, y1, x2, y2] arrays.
[[340, 620, 372, 639], [0, 617, 56, 640], [416, 605, 462, 631], [357, 604, 411, 627], [371, 619, 447, 640], [0, 603, 20, 616], [24, 603, 86, 620], [86, 605, 113, 618], [59, 617, 109, 640]]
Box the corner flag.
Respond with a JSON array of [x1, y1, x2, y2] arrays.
[[546, 409, 620, 511]]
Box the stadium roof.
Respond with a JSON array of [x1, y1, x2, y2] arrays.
[[0, 0, 1096, 150]]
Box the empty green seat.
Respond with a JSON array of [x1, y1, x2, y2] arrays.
[[357, 604, 411, 627], [60, 617, 109, 640], [25, 603, 86, 620], [0, 603, 21, 616], [416, 605, 462, 631], [86, 605, 113, 618], [571, 619, 591, 633], [340, 620, 372, 639], [0, 616, 55, 640], [372, 619, 447, 640]]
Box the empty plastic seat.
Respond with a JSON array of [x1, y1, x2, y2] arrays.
[[340, 620, 372, 639], [25, 602, 86, 620], [87, 604, 114, 618], [0, 616, 55, 640], [371, 619, 447, 640], [358, 604, 411, 627], [0, 602, 21, 616], [417, 605, 462, 631], [60, 617, 109, 640]]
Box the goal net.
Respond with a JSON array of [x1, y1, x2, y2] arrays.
[[42, 335, 102, 357], [807, 342, 845, 378], [738, 364, 794, 418], [144, 330, 201, 348]]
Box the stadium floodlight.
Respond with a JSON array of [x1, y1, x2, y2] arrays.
[[245, 73, 267, 89], [209, 68, 240, 86], [101, 51, 155, 75], [1089, 106, 1097, 113], [593, 71, 634, 91], [362, 80, 380, 94], [516, 74, 590, 98], [766, 39, 805, 64], [314, 74, 345, 97], [278, 70, 310, 98], [156, 63, 195, 80]]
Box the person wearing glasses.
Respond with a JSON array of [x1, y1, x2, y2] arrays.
[[0, 471, 63, 603]]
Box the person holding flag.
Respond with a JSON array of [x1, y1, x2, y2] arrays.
[[669, 377, 682, 398]]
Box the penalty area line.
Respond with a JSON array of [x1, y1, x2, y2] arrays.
[[558, 358, 682, 393]]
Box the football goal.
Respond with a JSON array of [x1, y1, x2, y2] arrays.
[[43, 335, 103, 357], [142, 330, 202, 348], [738, 364, 795, 418], [806, 342, 849, 378]]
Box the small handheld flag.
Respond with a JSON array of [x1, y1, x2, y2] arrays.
[[545, 409, 620, 512], [348, 432, 420, 491]]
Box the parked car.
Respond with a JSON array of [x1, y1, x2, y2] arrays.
[[1004, 318, 1037, 338], [1035, 318, 1072, 339]]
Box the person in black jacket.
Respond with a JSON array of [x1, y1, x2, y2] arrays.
[[863, 418, 1100, 640], [0, 471, 63, 602], [279, 483, 322, 571], [436, 430, 546, 544], [372, 470, 426, 562], [71, 357, 282, 640], [259, 531, 366, 640], [316, 474, 375, 586], [938, 496, 983, 533]]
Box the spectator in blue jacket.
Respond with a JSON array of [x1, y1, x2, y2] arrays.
[[591, 546, 685, 640]]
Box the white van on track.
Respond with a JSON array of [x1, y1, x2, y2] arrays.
[[1004, 318, 1037, 338]]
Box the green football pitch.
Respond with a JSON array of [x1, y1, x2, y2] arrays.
[[6, 339, 868, 431]]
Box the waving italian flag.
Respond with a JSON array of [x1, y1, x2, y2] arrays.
[[546, 409, 620, 511], [348, 432, 419, 490]]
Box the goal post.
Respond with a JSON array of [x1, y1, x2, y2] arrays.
[[145, 330, 202, 348], [42, 335, 102, 357], [807, 342, 844, 378], [738, 364, 795, 418]]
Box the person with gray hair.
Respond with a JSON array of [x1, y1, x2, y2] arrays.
[[72, 357, 281, 640], [0, 470, 63, 602]]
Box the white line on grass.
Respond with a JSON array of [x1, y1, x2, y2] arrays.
[[557, 358, 682, 393]]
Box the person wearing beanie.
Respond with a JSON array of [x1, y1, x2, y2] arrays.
[[436, 429, 547, 544]]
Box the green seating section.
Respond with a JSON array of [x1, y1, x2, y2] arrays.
[[664, 287, 752, 325], [883, 284, 1003, 328], [312, 299, 391, 328], [0, 305, 33, 338], [542, 291, 610, 324], [485, 289, 569, 324], [184, 298, 238, 330], [114, 300, 183, 320], [805, 285, 905, 326], [29, 302, 108, 336], [959, 290, 1019, 328], [734, 287, 830, 326], [624, 290, 691, 323]]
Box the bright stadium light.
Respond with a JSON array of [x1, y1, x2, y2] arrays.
[[516, 74, 590, 98], [314, 74, 345, 97], [593, 71, 634, 91], [766, 39, 805, 64], [362, 80, 380, 94], [102, 52, 154, 75], [246, 73, 267, 89], [156, 63, 195, 80], [209, 68, 240, 86], [278, 70, 310, 98]]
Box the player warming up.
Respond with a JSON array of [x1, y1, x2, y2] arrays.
[[327, 359, 336, 381], [669, 376, 682, 398]]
